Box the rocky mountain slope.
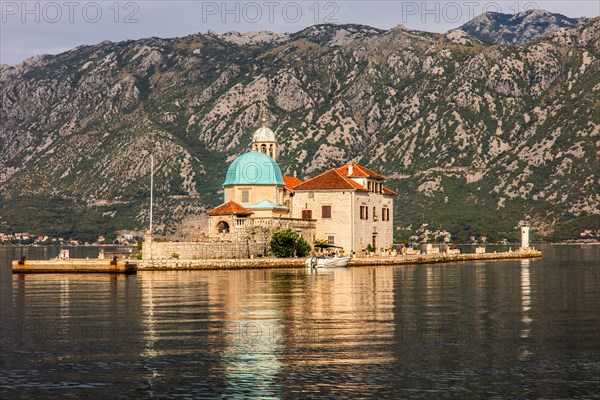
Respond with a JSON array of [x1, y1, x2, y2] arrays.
[[1, 13, 599, 242], [459, 9, 588, 45]]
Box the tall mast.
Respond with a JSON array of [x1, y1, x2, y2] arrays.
[[150, 155, 154, 234]]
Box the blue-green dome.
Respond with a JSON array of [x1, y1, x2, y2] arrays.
[[223, 151, 284, 186]]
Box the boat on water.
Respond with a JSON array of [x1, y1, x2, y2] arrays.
[[305, 243, 350, 268], [305, 255, 351, 268]]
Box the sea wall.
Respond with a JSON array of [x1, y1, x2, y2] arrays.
[[12, 259, 137, 273], [139, 249, 541, 270], [142, 236, 269, 260], [12, 250, 541, 273]]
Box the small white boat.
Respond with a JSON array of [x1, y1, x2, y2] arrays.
[[305, 255, 351, 268]]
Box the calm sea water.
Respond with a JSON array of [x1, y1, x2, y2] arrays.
[[0, 245, 598, 399]]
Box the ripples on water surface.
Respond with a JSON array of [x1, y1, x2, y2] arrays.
[[0, 245, 599, 399]]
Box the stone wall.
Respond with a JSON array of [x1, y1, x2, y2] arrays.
[[138, 249, 542, 270], [142, 234, 270, 260], [12, 259, 136, 273]]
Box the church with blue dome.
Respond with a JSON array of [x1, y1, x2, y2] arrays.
[[206, 120, 310, 241], [205, 119, 395, 255], [144, 119, 394, 260]]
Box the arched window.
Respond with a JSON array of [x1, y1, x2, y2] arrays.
[[216, 221, 230, 233], [261, 144, 267, 154], [269, 144, 274, 158]]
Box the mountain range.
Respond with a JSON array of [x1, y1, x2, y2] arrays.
[[460, 9, 588, 45], [1, 10, 598, 242]]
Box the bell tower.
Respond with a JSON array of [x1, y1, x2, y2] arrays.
[[251, 118, 277, 161]]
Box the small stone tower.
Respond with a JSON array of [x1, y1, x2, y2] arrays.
[[251, 118, 277, 161], [519, 218, 530, 249]]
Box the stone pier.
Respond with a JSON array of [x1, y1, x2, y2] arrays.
[[138, 249, 541, 271], [12, 259, 137, 274]]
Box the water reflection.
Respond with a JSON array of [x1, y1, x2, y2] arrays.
[[141, 276, 159, 387], [0, 245, 599, 399], [204, 270, 284, 397], [59, 278, 70, 322], [520, 259, 532, 339]]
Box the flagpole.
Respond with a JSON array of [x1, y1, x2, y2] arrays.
[[150, 154, 154, 234]]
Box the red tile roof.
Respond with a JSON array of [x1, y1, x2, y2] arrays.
[[383, 187, 397, 195], [336, 162, 385, 180], [293, 169, 368, 191], [207, 201, 253, 216], [283, 175, 302, 190]]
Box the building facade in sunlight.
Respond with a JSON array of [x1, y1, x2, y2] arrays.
[[206, 121, 395, 253]]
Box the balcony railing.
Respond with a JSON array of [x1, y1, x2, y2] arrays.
[[234, 217, 316, 230]]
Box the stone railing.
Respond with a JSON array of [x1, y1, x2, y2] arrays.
[[234, 217, 316, 231]]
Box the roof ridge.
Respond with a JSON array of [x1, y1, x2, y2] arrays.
[[333, 168, 359, 189], [353, 163, 367, 175], [294, 167, 337, 188], [352, 162, 384, 179], [207, 200, 253, 215], [283, 175, 302, 190], [307, 167, 336, 181]]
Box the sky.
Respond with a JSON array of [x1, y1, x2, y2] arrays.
[[1, 0, 599, 65]]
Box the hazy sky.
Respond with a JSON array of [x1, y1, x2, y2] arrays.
[[1, 1, 599, 65]]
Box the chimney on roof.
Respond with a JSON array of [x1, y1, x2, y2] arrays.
[[293, 170, 297, 178], [348, 161, 354, 176]]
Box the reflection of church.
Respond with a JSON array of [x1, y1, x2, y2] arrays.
[[206, 120, 396, 254]]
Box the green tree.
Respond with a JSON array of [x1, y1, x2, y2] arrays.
[[270, 229, 311, 258], [296, 237, 311, 257]]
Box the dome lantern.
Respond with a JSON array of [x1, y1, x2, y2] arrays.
[[251, 118, 277, 160]]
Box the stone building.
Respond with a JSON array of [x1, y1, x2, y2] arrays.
[[144, 121, 395, 260], [206, 124, 315, 243], [207, 122, 395, 254], [290, 161, 396, 253]]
